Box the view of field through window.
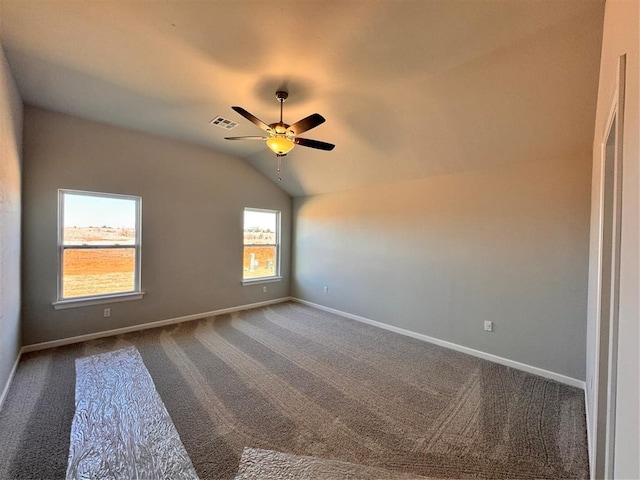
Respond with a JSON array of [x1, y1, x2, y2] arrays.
[[63, 228, 136, 298], [61, 192, 139, 299], [243, 209, 278, 280]]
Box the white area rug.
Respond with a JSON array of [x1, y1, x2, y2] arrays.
[[234, 447, 433, 479], [66, 346, 199, 480]]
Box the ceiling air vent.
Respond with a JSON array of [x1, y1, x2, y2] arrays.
[[210, 116, 238, 130]]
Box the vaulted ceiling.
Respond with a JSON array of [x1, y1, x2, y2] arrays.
[[0, 0, 604, 197]]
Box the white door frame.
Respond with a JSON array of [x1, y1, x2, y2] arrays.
[[592, 54, 625, 480]]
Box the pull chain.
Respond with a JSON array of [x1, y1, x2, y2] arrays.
[[277, 154, 283, 181]]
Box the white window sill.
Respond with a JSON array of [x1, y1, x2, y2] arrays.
[[242, 276, 283, 286], [52, 292, 145, 310]]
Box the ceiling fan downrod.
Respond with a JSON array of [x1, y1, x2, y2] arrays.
[[276, 90, 288, 126]]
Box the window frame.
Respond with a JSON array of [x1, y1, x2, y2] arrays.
[[52, 189, 145, 310], [242, 207, 282, 285]]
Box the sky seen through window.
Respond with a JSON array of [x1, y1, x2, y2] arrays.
[[64, 193, 136, 228]]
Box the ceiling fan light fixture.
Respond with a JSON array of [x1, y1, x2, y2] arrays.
[[266, 135, 295, 155]]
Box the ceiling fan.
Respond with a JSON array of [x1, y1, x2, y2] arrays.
[[225, 90, 335, 158]]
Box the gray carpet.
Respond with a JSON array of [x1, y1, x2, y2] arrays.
[[234, 448, 432, 479], [0, 302, 589, 479]]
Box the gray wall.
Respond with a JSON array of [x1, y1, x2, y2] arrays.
[[22, 107, 291, 345], [0, 43, 22, 397], [586, 0, 639, 477], [293, 154, 591, 380]]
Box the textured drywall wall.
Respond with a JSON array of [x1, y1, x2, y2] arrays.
[[293, 154, 591, 380], [0, 42, 22, 397], [21, 107, 291, 345], [586, 0, 639, 477]]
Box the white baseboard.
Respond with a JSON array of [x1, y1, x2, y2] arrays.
[[22, 297, 293, 353], [0, 351, 22, 412], [292, 298, 586, 390]]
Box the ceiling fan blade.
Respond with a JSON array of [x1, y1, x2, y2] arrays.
[[294, 137, 335, 151], [289, 113, 326, 135], [224, 136, 268, 140], [231, 106, 271, 132]]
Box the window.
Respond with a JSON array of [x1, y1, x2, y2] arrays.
[[54, 189, 143, 309], [243, 208, 280, 283]]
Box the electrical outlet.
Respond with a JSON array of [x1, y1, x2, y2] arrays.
[[262, 285, 267, 293], [484, 320, 493, 332], [323, 286, 329, 294], [103, 308, 111, 318]]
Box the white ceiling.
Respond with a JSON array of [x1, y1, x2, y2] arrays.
[[0, 0, 604, 197]]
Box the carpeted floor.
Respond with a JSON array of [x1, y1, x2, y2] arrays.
[[0, 302, 589, 479]]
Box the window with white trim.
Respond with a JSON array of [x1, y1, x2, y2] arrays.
[[55, 189, 142, 306], [243, 208, 280, 282]]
